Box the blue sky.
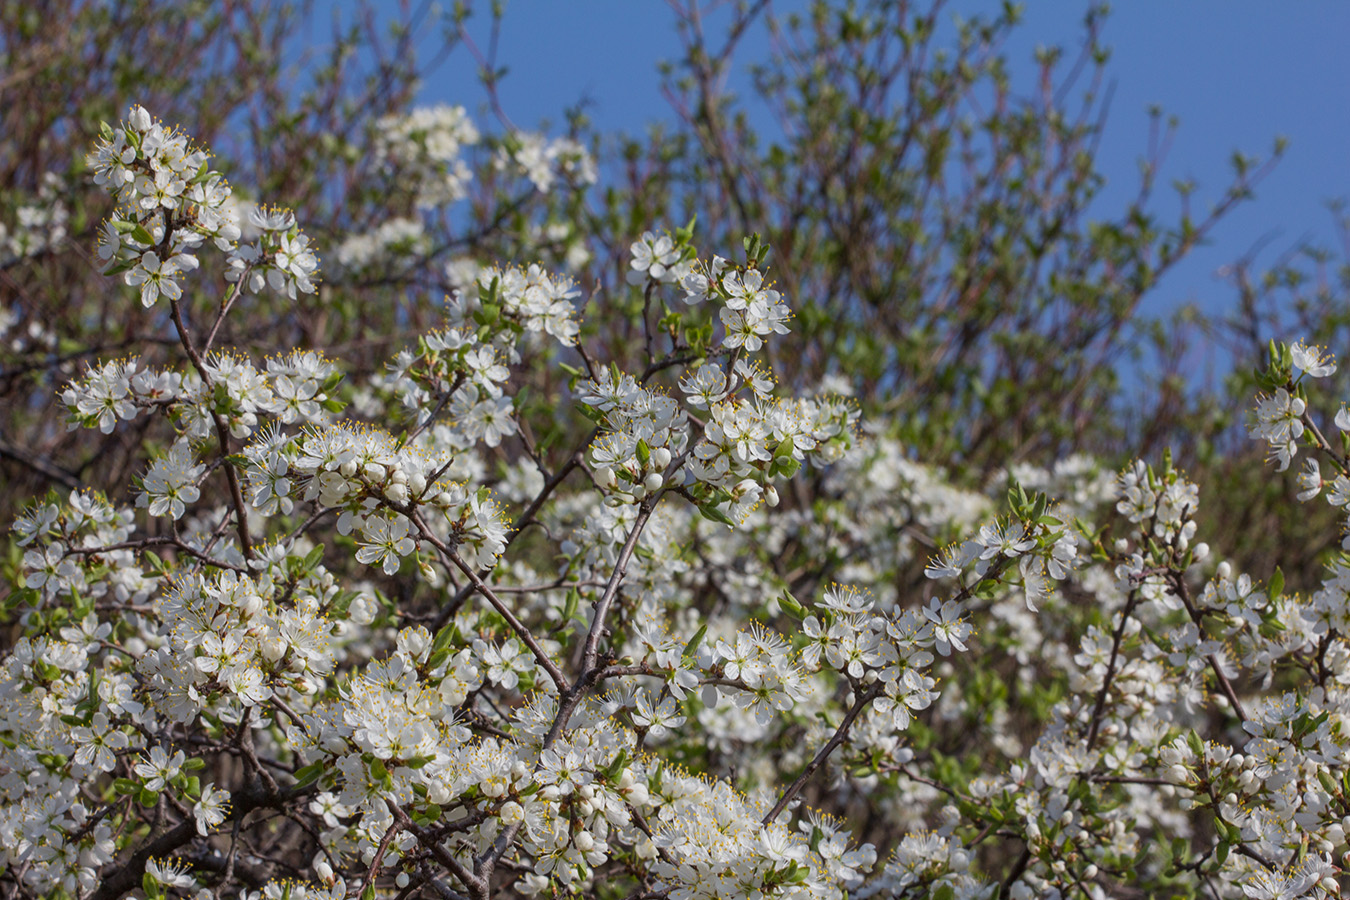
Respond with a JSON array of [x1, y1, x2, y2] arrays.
[[321, 2, 1349, 338]]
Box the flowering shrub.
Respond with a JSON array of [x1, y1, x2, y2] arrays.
[[2, 98, 1348, 900]]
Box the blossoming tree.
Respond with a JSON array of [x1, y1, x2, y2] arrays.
[[1, 93, 1347, 900]]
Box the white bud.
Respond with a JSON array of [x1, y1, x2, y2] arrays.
[[408, 471, 427, 496], [259, 636, 286, 662], [384, 483, 409, 504], [339, 460, 358, 478], [1192, 542, 1209, 562], [1082, 864, 1098, 880], [577, 799, 595, 816], [363, 462, 386, 481], [764, 485, 779, 507], [395, 873, 410, 888], [636, 838, 657, 860], [625, 783, 649, 806], [596, 465, 615, 488], [573, 830, 595, 852], [436, 491, 455, 508], [651, 447, 672, 468], [389, 466, 408, 485], [644, 472, 664, 492], [1216, 561, 1232, 581], [1113, 538, 1129, 553], [618, 768, 636, 790]]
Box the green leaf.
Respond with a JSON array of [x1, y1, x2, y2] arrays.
[[683, 623, 707, 658], [697, 503, 736, 527], [561, 589, 579, 625], [293, 761, 326, 788], [777, 590, 807, 620], [1268, 567, 1284, 603]]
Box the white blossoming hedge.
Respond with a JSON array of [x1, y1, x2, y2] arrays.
[[2, 101, 1347, 900]]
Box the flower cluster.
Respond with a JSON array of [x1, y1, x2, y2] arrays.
[[374, 104, 480, 208], [61, 349, 340, 440], [0, 171, 69, 264], [88, 104, 317, 308], [495, 131, 597, 194], [87, 105, 229, 306]]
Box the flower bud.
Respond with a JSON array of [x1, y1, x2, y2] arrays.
[[651, 447, 672, 468], [384, 483, 409, 504], [339, 460, 357, 478], [574, 830, 595, 852], [644, 473, 664, 492], [1193, 542, 1209, 562], [408, 471, 427, 496], [1113, 538, 1128, 553], [764, 485, 779, 507], [1217, 561, 1232, 581], [363, 462, 386, 481], [596, 466, 616, 488]]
